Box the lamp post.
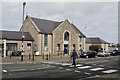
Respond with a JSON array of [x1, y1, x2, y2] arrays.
[[21, 2, 26, 61], [21, 35, 25, 61]]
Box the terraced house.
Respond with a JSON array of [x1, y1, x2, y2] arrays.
[[20, 15, 86, 56]]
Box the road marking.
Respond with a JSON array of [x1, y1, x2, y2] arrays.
[[66, 69, 71, 71], [10, 69, 26, 72], [61, 63, 72, 66], [75, 70, 80, 73], [90, 68, 104, 71], [69, 64, 82, 68], [76, 64, 82, 67], [3, 70, 7, 73], [102, 69, 118, 74], [59, 67, 63, 69], [85, 72, 91, 75], [99, 65, 104, 67], [87, 75, 100, 78], [78, 66, 92, 69]]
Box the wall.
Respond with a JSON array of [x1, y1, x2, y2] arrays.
[[20, 16, 39, 51], [52, 20, 80, 55]]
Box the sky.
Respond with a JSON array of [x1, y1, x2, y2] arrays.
[[1, 1, 118, 43]]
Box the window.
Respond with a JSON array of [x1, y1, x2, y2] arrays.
[[27, 43, 31, 51], [44, 34, 48, 46], [73, 44, 75, 49], [64, 32, 69, 41], [6, 43, 17, 51]]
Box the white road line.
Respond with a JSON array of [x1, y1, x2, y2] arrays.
[[68, 65, 74, 68], [66, 69, 71, 71], [59, 67, 63, 69], [99, 65, 104, 67], [85, 72, 91, 75], [10, 69, 26, 72], [90, 68, 104, 71], [69, 64, 82, 68], [76, 64, 82, 67], [61, 63, 72, 66], [102, 69, 118, 74], [78, 66, 92, 69], [75, 70, 80, 73], [3, 70, 7, 73]]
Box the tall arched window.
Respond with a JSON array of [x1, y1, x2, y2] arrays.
[[64, 31, 69, 41]]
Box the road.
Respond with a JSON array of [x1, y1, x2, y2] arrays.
[[2, 56, 120, 80]]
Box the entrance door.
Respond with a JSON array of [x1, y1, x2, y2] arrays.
[[64, 44, 69, 54]]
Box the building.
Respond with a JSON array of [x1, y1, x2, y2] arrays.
[[20, 15, 86, 55], [86, 37, 109, 52], [0, 30, 34, 57]]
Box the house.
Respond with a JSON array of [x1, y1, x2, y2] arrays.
[[0, 30, 34, 57], [86, 37, 109, 52], [20, 15, 86, 55]]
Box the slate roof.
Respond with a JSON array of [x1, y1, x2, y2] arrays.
[[0, 30, 34, 41], [31, 17, 63, 34], [86, 37, 109, 44]]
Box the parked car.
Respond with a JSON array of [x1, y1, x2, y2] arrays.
[[12, 51, 22, 56], [97, 51, 111, 57], [110, 50, 120, 56], [80, 51, 97, 58]]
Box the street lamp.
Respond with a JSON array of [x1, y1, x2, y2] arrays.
[[21, 2, 26, 61], [21, 35, 25, 61]]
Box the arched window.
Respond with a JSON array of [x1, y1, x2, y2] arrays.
[[64, 31, 69, 41]]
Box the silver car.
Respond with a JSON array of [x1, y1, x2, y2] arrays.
[[97, 51, 111, 57]]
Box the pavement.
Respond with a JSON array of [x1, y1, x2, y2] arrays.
[[1, 54, 72, 64]]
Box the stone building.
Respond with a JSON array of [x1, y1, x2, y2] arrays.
[[86, 37, 109, 52], [21, 15, 86, 55], [0, 30, 33, 57]]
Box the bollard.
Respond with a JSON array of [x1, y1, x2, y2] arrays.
[[32, 54, 34, 61], [21, 55, 23, 61], [10, 52, 11, 59], [46, 54, 48, 60], [42, 54, 44, 59], [29, 53, 31, 59]]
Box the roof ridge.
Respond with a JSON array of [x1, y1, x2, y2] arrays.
[[30, 16, 62, 23]]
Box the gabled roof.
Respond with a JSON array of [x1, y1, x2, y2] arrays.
[[71, 24, 86, 37], [0, 30, 34, 41], [30, 17, 63, 34], [86, 37, 109, 44]]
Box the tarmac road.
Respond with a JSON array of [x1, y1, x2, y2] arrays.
[[2, 56, 120, 80]]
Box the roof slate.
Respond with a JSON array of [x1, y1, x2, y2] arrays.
[[0, 30, 34, 41], [86, 37, 109, 44], [31, 17, 62, 34]]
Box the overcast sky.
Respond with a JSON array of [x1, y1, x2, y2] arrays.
[[1, 2, 118, 43]]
